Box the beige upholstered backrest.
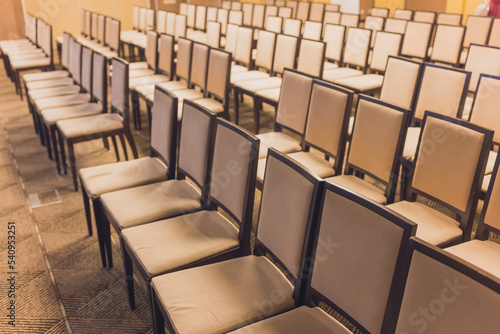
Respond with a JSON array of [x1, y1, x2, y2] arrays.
[[190, 43, 209, 89], [206, 49, 230, 98], [275, 0, 285, 7], [323, 24, 345, 62], [242, 3, 253, 26], [69, 40, 82, 84], [309, 3, 325, 22], [158, 34, 173, 75], [464, 44, 500, 92], [210, 122, 255, 222], [340, 13, 359, 28], [464, 16, 493, 48], [303, 21, 323, 41], [371, 7, 389, 17], [326, 4, 340, 12], [179, 3, 187, 15], [84, 11, 91, 36], [108, 20, 120, 51], [92, 52, 106, 102], [252, 4, 265, 28], [132, 7, 139, 29], [176, 38, 192, 80], [91, 13, 98, 39], [146, 9, 155, 31], [370, 32, 402, 72], [221, 1, 230, 10], [266, 16, 283, 33], [488, 18, 500, 47], [276, 70, 314, 134], [231, 2, 242, 10], [157, 10, 166, 33], [61, 33, 70, 69], [401, 21, 433, 59], [414, 65, 468, 120], [111, 58, 129, 116], [430, 25, 465, 65], [384, 18, 407, 34], [349, 97, 405, 183], [207, 7, 217, 22], [305, 82, 350, 157], [224, 24, 238, 54], [206, 21, 221, 48], [283, 18, 301, 37], [278, 6, 292, 19], [255, 30, 276, 70], [365, 15, 385, 47], [323, 11, 341, 35], [312, 188, 407, 334], [273, 34, 298, 75], [414, 10, 436, 23], [287, 1, 298, 18], [257, 153, 317, 278], [234, 27, 252, 65], [413, 116, 485, 211], [228, 10, 243, 26], [166, 12, 176, 35], [81, 47, 93, 93], [470, 76, 500, 143], [396, 246, 500, 333], [264, 6, 278, 27], [296, 2, 310, 22], [394, 9, 412, 20], [217, 8, 228, 35], [178, 102, 212, 187], [437, 13, 462, 26], [343, 27, 371, 68], [145, 31, 157, 69], [195, 6, 206, 31], [186, 4, 195, 28], [380, 57, 421, 109], [97, 15, 105, 43], [297, 39, 325, 77], [138, 8, 147, 31], [151, 88, 176, 165], [175, 14, 186, 40]]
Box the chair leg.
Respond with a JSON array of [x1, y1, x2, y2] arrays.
[[152, 288, 166, 334], [81, 186, 93, 236], [49, 126, 61, 174], [119, 134, 129, 161], [101, 212, 113, 268], [42, 122, 53, 160], [111, 136, 120, 161], [234, 88, 240, 125], [67, 141, 78, 191], [122, 240, 136, 310], [57, 130, 67, 175], [93, 199, 108, 267], [131, 91, 141, 130], [147, 103, 152, 134], [253, 97, 262, 134], [103, 136, 109, 150], [124, 130, 139, 159]]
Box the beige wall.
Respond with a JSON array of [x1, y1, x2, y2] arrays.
[[0, 0, 25, 41]]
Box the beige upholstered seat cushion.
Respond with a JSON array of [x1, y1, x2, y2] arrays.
[[486, 150, 497, 175], [36, 93, 91, 111], [129, 68, 155, 79], [256, 87, 281, 103], [235, 77, 283, 93], [387, 201, 463, 246], [172, 89, 204, 102], [326, 175, 387, 204], [26, 77, 74, 91], [100, 180, 201, 229], [403, 126, 421, 160], [157, 80, 189, 92], [482, 174, 491, 193], [191, 98, 224, 113], [23, 70, 69, 82], [42, 103, 103, 125], [11, 57, 51, 69], [134, 83, 156, 97], [230, 70, 270, 84], [98, 49, 119, 60], [257, 132, 301, 159], [287, 151, 335, 178], [151, 256, 295, 333], [323, 68, 363, 82], [334, 74, 384, 92], [129, 75, 169, 90], [231, 64, 249, 74], [229, 306, 352, 334], [79, 157, 168, 199], [57, 113, 123, 138], [29, 85, 81, 101], [128, 62, 149, 70], [323, 61, 339, 70], [122, 210, 239, 276], [446, 240, 500, 278]]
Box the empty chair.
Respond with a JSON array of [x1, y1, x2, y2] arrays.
[[228, 9, 243, 26], [309, 3, 325, 22], [231, 26, 253, 74], [231, 2, 242, 11], [437, 12, 463, 25], [252, 4, 265, 29], [394, 8, 413, 20], [223, 23, 239, 53], [278, 6, 293, 19], [413, 10, 436, 23], [128, 31, 158, 79], [322, 24, 345, 70], [296, 2, 310, 23], [241, 3, 253, 26], [384, 18, 407, 34], [287, 0, 298, 18], [401, 21, 433, 61], [429, 24, 466, 67], [206, 7, 217, 23], [283, 18, 302, 37], [325, 4, 340, 12], [340, 13, 360, 27], [221, 0, 230, 10], [195, 5, 206, 31], [364, 15, 385, 47], [389, 111, 493, 246], [323, 11, 341, 34], [303, 21, 323, 41], [186, 4, 196, 29], [461, 16, 493, 64], [264, 5, 278, 27], [371, 7, 389, 17], [218, 9, 229, 35], [206, 21, 221, 48], [265, 16, 283, 33]]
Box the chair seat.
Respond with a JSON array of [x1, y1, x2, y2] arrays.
[[26, 77, 74, 91], [482, 174, 491, 193], [486, 150, 497, 175], [36, 93, 90, 111], [11, 57, 51, 69], [334, 74, 383, 92], [23, 70, 69, 83], [79, 157, 168, 199], [326, 175, 387, 204], [134, 83, 156, 97], [129, 62, 149, 70], [130, 37, 147, 49], [236, 77, 283, 94], [322, 68, 363, 82], [41, 103, 103, 125], [129, 75, 170, 90], [446, 240, 500, 278], [256, 158, 267, 184], [256, 131, 301, 159], [29, 85, 81, 101], [122, 210, 240, 276], [192, 98, 224, 114], [5, 49, 44, 58], [157, 80, 189, 92], [348, 116, 355, 136], [229, 306, 352, 334], [129, 68, 155, 79], [287, 151, 336, 178], [57, 113, 123, 138], [98, 49, 119, 59], [403, 126, 421, 160], [100, 180, 202, 229], [173, 89, 205, 102], [323, 61, 339, 71], [387, 201, 463, 246], [231, 70, 270, 84], [256, 87, 281, 104], [231, 64, 249, 74], [151, 256, 295, 334]]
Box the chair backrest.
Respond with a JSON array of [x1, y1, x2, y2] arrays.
[[150, 86, 178, 179], [146, 8, 154, 31], [283, 18, 301, 37], [157, 10, 167, 33], [278, 6, 292, 19], [394, 8, 413, 20], [205, 48, 231, 102], [217, 8, 229, 35], [464, 44, 500, 92], [296, 39, 325, 77], [256, 149, 323, 300], [166, 12, 176, 35], [209, 119, 259, 252], [488, 18, 500, 47], [264, 5, 278, 27], [275, 69, 314, 135], [401, 21, 433, 60], [326, 4, 340, 12], [108, 19, 121, 51], [190, 42, 210, 91], [206, 21, 221, 48], [323, 24, 345, 64], [266, 16, 283, 33], [469, 74, 500, 144], [380, 56, 422, 110], [464, 15, 493, 48], [477, 150, 500, 238], [414, 10, 436, 23], [81, 46, 93, 94], [365, 15, 385, 47], [303, 21, 322, 41], [158, 34, 174, 79], [305, 182, 416, 334], [175, 37, 192, 82], [410, 112, 492, 218], [69, 39, 82, 85], [91, 12, 98, 39], [396, 237, 500, 333], [323, 11, 341, 35], [84, 11, 91, 36], [413, 64, 470, 122], [61, 32, 71, 70], [254, 30, 277, 72], [221, 0, 230, 10], [231, 2, 242, 11], [175, 14, 187, 41], [234, 26, 253, 67], [371, 7, 389, 17], [296, 2, 310, 22], [275, 0, 285, 6], [342, 27, 371, 70], [195, 5, 206, 31], [132, 7, 139, 29], [252, 4, 265, 28], [309, 3, 325, 22], [369, 31, 403, 73], [242, 3, 253, 26], [224, 23, 238, 54], [145, 31, 158, 70], [272, 34, 299, 75], [177, 100, 217, 202], [179, 3, 188, 15], [384, 18, 407, 34], [111, 57, 130, 120], [287, 0, 298, 18], [303, 80, 354, 173], [430, 24, 465, 66], [186, 4, 196, 28], [437, 12, 463, 26], [207, 7, 217, 22], [97, 15, 105, 43], [340, 13, 359, 27], [347, 96, 409, 201], [138, 7, 147, 32], [228, 10, 243, 26], [91, 51, 107, 108]]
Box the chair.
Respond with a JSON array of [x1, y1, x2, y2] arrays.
[[371, 7, 389, 17], [121, 115, 259, 310], [156, 10, 167, 33], [127, 31, 158, 79], [174, 14, 187, 41], [384, 18, 407, 34], [217, 8, 229, 35], [461, 16, 493, 64], [395, 237, 500, 332], [186, 4, 196, 29], [394, 8, 413, 20], [287, 0, 298, 18], [296, 2, 310, 23], [206, 7, 217, 23], [230, 181, 416, 334], [326, 95, 410, 204], [278, 6, 293, 19], [436, 12, 463, 26], [389, 112, 493, 246], [364, 15, 385, 47], [340, 13, 360, 28], [56, 57, 139, 191], [303, 21, 323, 41], [252, 4, 265, 29], [242, 3, 253, 27], [322, 24, 345, 70], [309, 3, 325, 22], [150, 149, 322, 333], [223, 23, 239, 53], [264, 5, 278, 27], [325, 4, 340, 12], [231, 26, 253, 74], [323, 11, 341, 35], [194, 5, 206, 32], [429, 24, 465, 67], [400, 21, 433, 61], [231, 2, 242, 11], [228, 9, 243, 26], [283, 18, 302, 37], [206, 20, 221, 48], [221, 1, 231, 10], [266, 16, 283, 33], [413, 10, 436, 23]]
